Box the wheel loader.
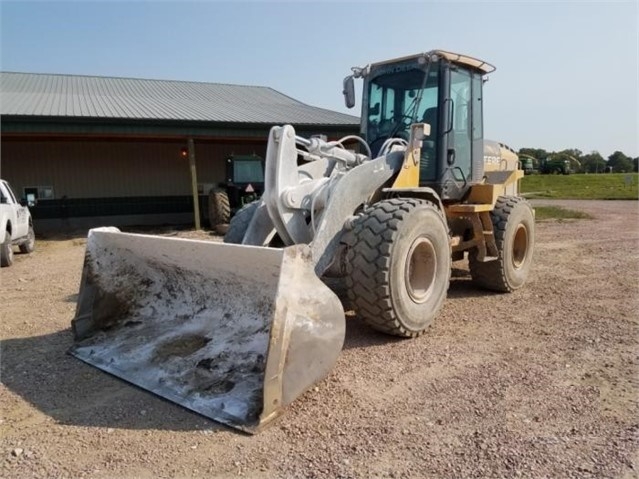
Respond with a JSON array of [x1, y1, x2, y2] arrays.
[[69, 50, 534, 433]]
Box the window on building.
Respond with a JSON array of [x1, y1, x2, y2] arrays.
[[24, 186, 54, 200]]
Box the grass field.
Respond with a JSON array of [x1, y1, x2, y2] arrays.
[[520, 173, 639, 200], [534, 205, 593, 221]]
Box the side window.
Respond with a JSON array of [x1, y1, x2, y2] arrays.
[[450, 69, 472, 180], [2, 182, 17, 204], [472, 73, 483, 141], [418, 84, 440, 183], [368, 84, 383, 126], [367, 83, 395, 137], [451, 71, 471, 133]]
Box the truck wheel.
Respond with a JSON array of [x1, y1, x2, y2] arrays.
[[1, 231, 14, 267], [19, 224, 35, 253], [469, 196, 535, 292], [208, 189, 231, 228], [224, 201, 259, 244], [346, 198, 451, 337]]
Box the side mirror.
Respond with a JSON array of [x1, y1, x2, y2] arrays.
[[21, 194, 37, 208], [343, 76, 355, 109]]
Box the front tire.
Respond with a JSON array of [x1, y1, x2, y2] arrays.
[[1, 231, 14, 267], [224, 201, 259, 244], [346, 198, 451, 337], [19, 224, 35, 254], [469, 196, 535, 292]]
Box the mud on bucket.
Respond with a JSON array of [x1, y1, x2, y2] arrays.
[[70, 228, 345, 432]]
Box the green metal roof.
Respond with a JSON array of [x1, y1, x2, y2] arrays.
[[0, 72, 360, 126]]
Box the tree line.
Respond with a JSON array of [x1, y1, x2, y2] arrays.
[[518, 148, 639, 174]]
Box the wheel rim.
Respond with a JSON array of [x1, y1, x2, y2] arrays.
[[404, 237, 437, 303], [512, 224, 528, 269]]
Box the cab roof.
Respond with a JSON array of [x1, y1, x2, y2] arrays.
[[370, 49, 496, 74]]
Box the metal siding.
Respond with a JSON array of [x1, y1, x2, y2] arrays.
[[2, 140, 188, 198], [1, 139, 268, 200]]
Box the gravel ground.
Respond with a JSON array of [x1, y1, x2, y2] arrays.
[[1, 199, 638, 479]]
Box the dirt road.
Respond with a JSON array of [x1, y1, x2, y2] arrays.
[[1, 200, 638, 478]]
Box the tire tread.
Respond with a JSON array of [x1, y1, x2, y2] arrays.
[[345, 198, 450, 338], [469, 195, 533, 292]]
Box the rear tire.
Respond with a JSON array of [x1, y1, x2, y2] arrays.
[[19, 224, 35, 254], [469, 196, 534, 292], [1, 231, 14, 267], [346, 198, 451, 337], [208, 189, 231, 229], [224, 201, 259, 244]]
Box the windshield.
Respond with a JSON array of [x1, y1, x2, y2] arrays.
[[366, 66, 439, 156], [233, 159, 264, 184]]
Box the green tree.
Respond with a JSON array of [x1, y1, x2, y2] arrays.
[[633, 157, 638, 172], [580, 151, 606, 173], [557, 148, 583, 159], [607, 151, 633, 173], [518, 147, 548, 160]]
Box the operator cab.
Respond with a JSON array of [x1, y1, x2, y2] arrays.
[[344, 50, 495, 201]]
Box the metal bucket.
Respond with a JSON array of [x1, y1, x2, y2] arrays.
[[70, 228, 345, 433]]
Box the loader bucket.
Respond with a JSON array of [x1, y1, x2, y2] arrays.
[[69, 228, 345, 433]]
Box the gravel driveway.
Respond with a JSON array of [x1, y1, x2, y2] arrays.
[[1, 200, 637, 478]]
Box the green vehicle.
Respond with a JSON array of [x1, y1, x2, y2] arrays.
[[207, 154, 264, 231], [539, 157, 571, 175]]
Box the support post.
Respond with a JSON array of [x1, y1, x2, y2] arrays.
[[187, 138, 201, 230]]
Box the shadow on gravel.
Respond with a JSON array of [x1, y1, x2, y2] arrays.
[[342, 316, 403, 351], [339, 267, 489, 351], [64, 293, 79, 303], [447, 272, 492, 300], [0, 330, 227, 434]]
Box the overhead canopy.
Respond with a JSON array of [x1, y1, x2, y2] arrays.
[[370, 49, 496, 74]]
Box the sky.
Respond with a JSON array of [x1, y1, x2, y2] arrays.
[[1, 1, 637, 158]]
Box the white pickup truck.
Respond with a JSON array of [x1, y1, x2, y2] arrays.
[[1, 179, 35, 267]]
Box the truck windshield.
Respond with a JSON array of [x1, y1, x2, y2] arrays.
[[366, 66, 439, 156]]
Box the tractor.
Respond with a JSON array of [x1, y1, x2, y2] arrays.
[[207, 154, 264, 232], [70, 50, 534, 433]]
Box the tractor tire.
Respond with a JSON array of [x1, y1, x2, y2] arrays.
[[345, 198, 451, 337], [1, 231, 14, 267], [208, 189, 231, 229], [224, 200, 259, 244], [19, 224, 35, 254], [469, 196, 535, 292]]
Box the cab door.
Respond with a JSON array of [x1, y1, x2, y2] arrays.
[[439, 65, 477, 200]]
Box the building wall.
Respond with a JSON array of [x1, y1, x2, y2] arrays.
[[0, 119, 359, 232], [1, 136, 268, 231], [1, 137, 266, 199]]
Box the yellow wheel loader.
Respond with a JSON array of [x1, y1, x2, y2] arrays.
[[70, 50, 534, 433]]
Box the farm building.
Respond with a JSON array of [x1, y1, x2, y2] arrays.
[[0, 72, 359, 231]]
